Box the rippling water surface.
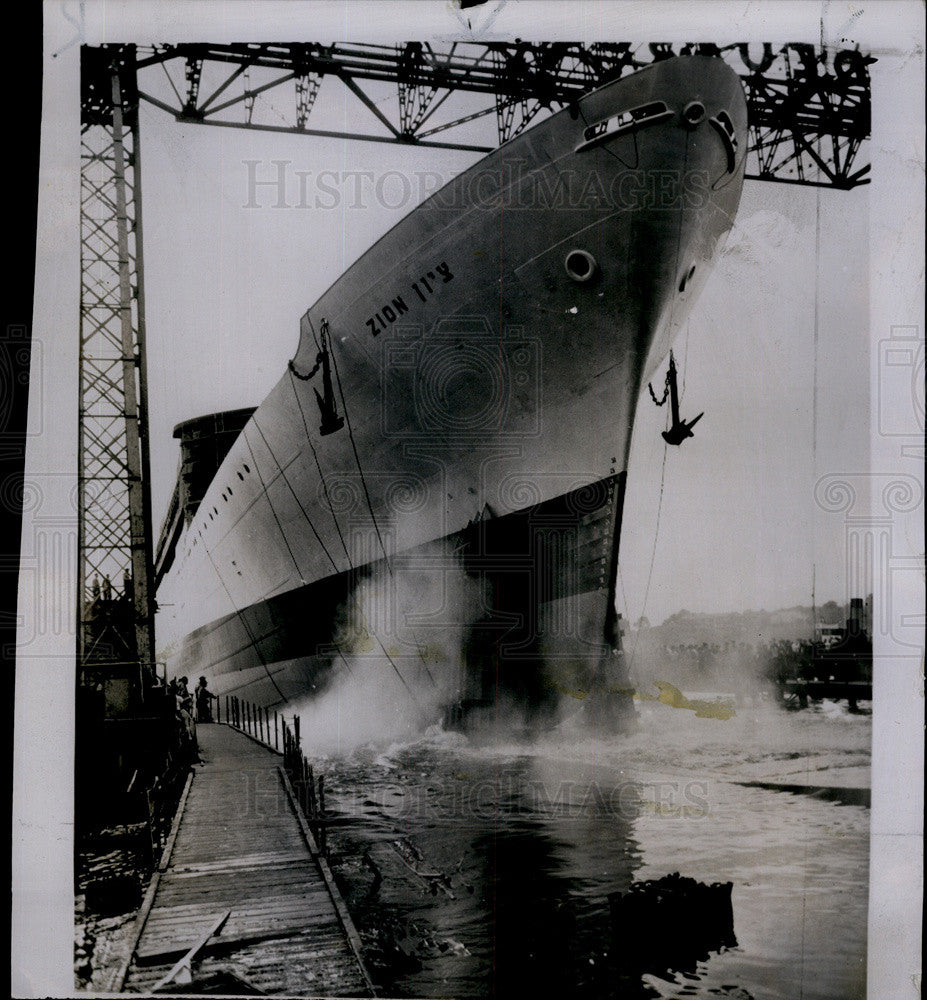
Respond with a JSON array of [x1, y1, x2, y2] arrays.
[[315, 698, 869, 999]]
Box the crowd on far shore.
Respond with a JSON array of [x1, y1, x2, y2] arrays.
[[631, 636, 871, 692]]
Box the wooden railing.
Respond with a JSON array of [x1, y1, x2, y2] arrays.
[[224, 695, 327, 854]]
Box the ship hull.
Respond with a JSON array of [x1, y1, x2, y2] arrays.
[[156, 55, 748, 726]]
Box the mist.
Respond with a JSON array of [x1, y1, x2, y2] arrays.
[[626, 629, 794, 705], [289, 543, 487, 755]]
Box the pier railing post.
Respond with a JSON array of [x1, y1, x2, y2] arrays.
[[307, 760, 314, 821], [297, 755, 306, 813], [317, 774, 327, 855], [275, 722, 327, 856], [274, 710, 279, 750], [145, 784, 157, 864], [259, 708, 265, 743], [307, 761, 318, 822]]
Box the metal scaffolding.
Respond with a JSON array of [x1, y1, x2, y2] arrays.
[[79, 46, 155, 674], [129, 40, 872, 187]]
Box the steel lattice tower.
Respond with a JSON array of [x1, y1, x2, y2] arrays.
[[79, 49, 156, 677]]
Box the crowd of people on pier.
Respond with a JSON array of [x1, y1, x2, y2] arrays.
[[166, 675, 217, 722], [165, 675, 218, 761]]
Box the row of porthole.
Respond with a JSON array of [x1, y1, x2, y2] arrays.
[[179, 462, 253, 565]]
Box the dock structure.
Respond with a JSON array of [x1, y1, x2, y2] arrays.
[[783, 679, 872, 708], [115, 723, 374, 996]]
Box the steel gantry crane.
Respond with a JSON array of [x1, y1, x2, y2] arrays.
[[77, 39, 873, 684], [79, 45, 156, 682]]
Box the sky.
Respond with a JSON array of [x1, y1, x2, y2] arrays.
[[136, 61, 869, 626]]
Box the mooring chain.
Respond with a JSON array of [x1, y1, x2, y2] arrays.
[[648, 368, 671, 406], [289, 317, 332, 381], [288, 353, 324, 381]]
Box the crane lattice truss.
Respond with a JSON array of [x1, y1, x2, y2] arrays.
[[84, 40, 872, 187], [77, 39, 872, 671], [79, 61, 155, 672]]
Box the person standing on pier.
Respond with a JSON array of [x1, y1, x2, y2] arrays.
[[195, 676, 217, 723], [176, 676, 198, 752], [176, 676, 193, 712]]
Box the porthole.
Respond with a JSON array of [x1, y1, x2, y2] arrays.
[[564, 249, 598, 284], [682, 101, 706, 129], [237, 471, 244, 481], [243, 464, 250, 474]]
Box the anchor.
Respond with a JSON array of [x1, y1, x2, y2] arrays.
[[649, 350, 702, 446], [313, 319, 345, 436]]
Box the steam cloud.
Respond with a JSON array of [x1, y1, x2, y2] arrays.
[[290, 543, 487, 754]]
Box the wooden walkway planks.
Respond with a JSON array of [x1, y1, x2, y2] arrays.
[[120, 724, 373, 996]]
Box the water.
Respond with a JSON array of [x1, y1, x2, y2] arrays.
[[315, 697, 870, 999]]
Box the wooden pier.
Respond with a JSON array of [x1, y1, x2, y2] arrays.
[[114, 721, 374, 996]]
